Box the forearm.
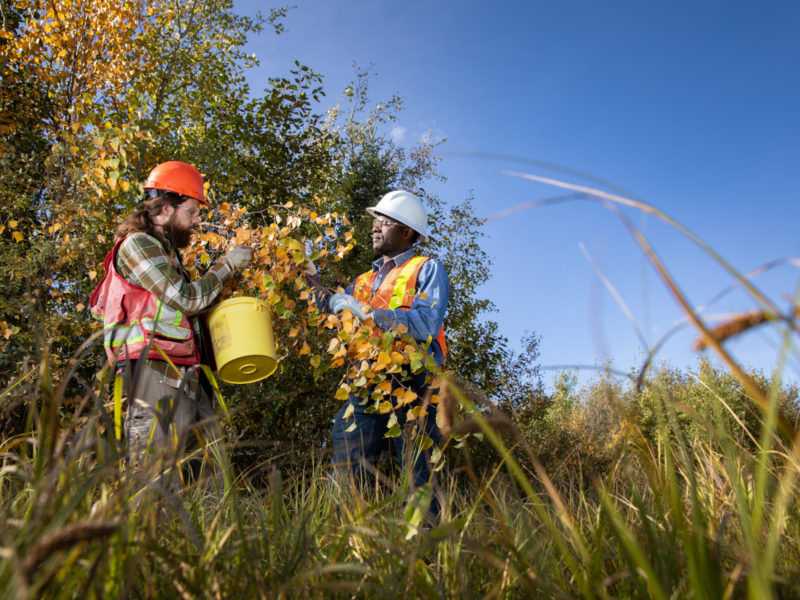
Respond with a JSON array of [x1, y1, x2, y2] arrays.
[[371, 303, 445, 342], [152, 260, 233, 315], [118, 239, 232, 315]]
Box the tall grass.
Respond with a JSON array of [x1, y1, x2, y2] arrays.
[[4, 176, 800, 598], [3, 358, 800, 598]]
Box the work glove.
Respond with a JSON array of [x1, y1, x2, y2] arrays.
[[329, 293, 367, 320], [303, 260, 317, 276], [224, 246, 255, 270]]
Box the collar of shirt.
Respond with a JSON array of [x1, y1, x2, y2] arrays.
[[371, 247, 416, 273], [371, 248, 417, 292]]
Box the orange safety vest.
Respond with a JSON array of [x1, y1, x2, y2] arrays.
[[352, 255, 446, 358], [89, 235, 201, 365]]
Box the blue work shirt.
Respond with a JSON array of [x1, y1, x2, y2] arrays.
[[317, 248, 450, 365]]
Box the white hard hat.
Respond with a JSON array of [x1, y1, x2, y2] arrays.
[[366, 190, 428, 242]]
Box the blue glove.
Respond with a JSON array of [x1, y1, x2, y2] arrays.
[[329, 293, 367, 320]]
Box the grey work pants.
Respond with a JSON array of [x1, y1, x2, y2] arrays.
[[123, 360, 222, 483]]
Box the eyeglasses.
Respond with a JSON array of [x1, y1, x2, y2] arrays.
[[177, 204, 201, 217], [373, 216, 402, 229]]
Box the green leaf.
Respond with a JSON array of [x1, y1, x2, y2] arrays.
[[384, 423, 402, 438], [425, 355, 438, 372], [418, 434, 434, 451]]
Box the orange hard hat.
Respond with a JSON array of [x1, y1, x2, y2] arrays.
[[143, 161, 207, 205]]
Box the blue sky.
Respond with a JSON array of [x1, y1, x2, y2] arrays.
[[235, 0, 800, 385]]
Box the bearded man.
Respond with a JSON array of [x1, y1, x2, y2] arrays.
[[90, 161, 253, 472]]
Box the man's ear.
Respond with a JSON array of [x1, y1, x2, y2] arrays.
[[151, 202, 174, 225]]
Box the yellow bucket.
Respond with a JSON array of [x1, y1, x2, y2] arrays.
[[207, 297, 277, 384]]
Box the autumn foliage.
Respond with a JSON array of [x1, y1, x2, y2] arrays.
[[0, 0, 477, 459]]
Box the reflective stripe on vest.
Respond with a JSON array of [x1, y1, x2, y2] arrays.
[[353, 256, 446, 357]]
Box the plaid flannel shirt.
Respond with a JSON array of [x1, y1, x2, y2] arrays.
[[115, 232, 233, 387]]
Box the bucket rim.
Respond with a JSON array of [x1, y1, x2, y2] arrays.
[[208, 296, 267, 317]]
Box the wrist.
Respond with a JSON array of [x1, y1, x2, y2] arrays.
[[218, 256, 234, 273]]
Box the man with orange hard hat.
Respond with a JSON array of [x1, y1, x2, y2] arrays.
[[90, 161, 254, 477]]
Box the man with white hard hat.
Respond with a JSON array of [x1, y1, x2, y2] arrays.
[[311, 190, 449, 508]]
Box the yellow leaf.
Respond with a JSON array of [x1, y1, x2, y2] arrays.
[[399, 390, 417, 406], [343, 403, 354, 421], [335, 385, 350, 400], [11, 232, 22, 243], [8, 220, 17, 228], [93, 137, 104, 148], [53, 222, 62, 232], [76, 303, 85, 312], [409, 406, 428, 419], [375, 351, 391, 371], [88, 270, 97, 280], [376, 380, 393, 394], [120, 180, 130, 192], [288, 327, 299, 337], [299, 342, 311, 356], [386, 412, 398, 429], [378, 401, 392, 414]]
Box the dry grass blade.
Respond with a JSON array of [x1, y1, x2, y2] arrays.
[[20, 519, 119, 582], [692, 309, 771, 351], [579, 241, 649, 350]]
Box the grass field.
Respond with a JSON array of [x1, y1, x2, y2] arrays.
[[2, 360, 800, 599]]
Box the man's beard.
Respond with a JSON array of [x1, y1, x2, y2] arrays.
[[162, 221, 194, 249]]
